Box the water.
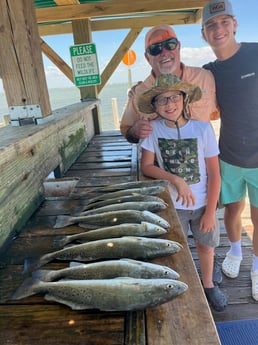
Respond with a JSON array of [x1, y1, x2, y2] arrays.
[[0, 82, 130, 130]]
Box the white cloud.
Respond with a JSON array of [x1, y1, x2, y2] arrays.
[[45, 65, 74, 89], [181, 46, 216, 67]]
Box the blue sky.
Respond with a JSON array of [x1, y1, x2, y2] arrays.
[[0, 0, 257, 92]]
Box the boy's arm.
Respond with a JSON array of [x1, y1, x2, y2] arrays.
[[200, 155, 221, 232], [141, 148, 196, 207]]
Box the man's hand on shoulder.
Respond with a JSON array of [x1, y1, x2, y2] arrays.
[[126, 119, 153, 143], [128, 81, 143, 98]]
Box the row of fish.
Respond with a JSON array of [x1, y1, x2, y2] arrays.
[[12, 258, 188, 311], [12, 180, 188, 311]]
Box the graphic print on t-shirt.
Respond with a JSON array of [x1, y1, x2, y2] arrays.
[[158, 137, 200, 185]]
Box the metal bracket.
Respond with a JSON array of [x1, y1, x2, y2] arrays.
[[9, 104, 42, 126]]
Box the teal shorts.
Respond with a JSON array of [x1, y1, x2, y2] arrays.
[[219, 159, 258, 207]]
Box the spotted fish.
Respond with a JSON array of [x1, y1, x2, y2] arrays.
[[23, 236, 182, 273], [11, 277, 188, 311], [31, 258, 180, 282]]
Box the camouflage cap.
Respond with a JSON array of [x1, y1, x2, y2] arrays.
[[137, 74, 202, 114]]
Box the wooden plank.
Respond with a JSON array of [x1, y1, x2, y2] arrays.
[[35, 1, 208, 23], [79, 150, 132, 157], [125, 311, 146, 345], [0, 305, 125, 345], [88, 140, 132, 151], [0, 102, 96, 249], [54, 0, 80, 5], [38, 13, 199, 37], [75, 155, 132, 163], [70, 161, 132, 170]]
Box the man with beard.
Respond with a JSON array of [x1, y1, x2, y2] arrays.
[[120, 25, 219, 143]]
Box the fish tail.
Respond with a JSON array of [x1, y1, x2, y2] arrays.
[[11, 277, 41, 300], [54, 215, 73, 228], [70, 205, 85, 216], [53, 235, 69, 248], [32, 269, 52, 282], [23, 257, 48, 274]]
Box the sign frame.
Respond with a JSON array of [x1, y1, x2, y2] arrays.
[[70, 43, 101, 87]]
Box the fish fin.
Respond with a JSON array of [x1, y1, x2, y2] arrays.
[[11, 277, 41, 300], [78, 223, 99, 229], [44, 294, 84, 310], [54, 215, 73, 228], [52, 235, 69, 249], [23, 258, 40, 274], [69, 261, 85, 267], [119, 258, 140, 264], [70, 205, 86, 216], [23, 256, 49, 274], [31, 269, 52, 281]]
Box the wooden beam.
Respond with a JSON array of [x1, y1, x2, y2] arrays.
[[54, 0, 80, 4], [72, 19, 97, 99], [0, 0, 51, 117], [35, 0, 208, 23], [72, 19, 101, 133], [97, 28, 142, 93], [38, 12, 199, 36], [40, 38, 74, 83]]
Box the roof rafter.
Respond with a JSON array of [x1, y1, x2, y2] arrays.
[[36, 0, 207, 24], [38, 11, 202, 36]]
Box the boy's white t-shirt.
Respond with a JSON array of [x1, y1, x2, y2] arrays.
[[141, 119, 219, 210]]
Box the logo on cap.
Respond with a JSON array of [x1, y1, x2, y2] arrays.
[[209, 2, 225, 14]]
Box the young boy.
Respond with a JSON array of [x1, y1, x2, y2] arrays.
[[138, 74, 227, 311], [201, 0, 258, 302]]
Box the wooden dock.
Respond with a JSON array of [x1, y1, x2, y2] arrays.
[[0, 130, 224, 345]]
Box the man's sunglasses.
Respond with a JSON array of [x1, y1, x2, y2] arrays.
[[146, 38, 179, 56]]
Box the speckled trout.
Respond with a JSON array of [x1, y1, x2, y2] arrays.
[[31, 258, 180, 282], [53, 221, 167, 247], [11, 277, 188, 311], [94, 179, 168, 193], [85, 185, 166, 205], [78, 194, 166, 213], [23, 236, 182, 273], [78, 201, 167, 216], [54, 210, 170, 229]]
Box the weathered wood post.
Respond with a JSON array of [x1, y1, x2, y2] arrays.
[[72, 18, 101, 133], [0, 0, 52, 126]]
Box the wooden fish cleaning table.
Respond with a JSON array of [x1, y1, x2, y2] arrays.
[[0, 131, 221, 345]]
